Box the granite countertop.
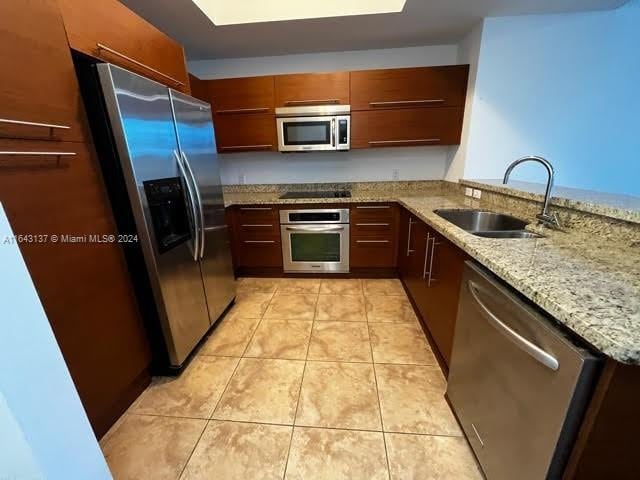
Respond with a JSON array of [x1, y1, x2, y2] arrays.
[[224, 188, 640, 364]]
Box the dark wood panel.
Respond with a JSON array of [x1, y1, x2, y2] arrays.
[[57, 0, 190, 93], [351, 236, 397, 268], [350, 203, 397, 223], [237, 240, 283, 268], [208, 76, 275, 114], [188, 73, 210, 104], [275, 72, 350, 107], [0, 139, 151, 438], [0, 0, 87, 142], [236, 206, 279, 224], [350, 65, 469, 111], [214, 113, 277, 153], [351, 107, 464, 148]]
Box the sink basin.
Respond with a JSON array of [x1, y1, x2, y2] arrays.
[[473, 231, 544, 239], [435, 209, 528, 232]]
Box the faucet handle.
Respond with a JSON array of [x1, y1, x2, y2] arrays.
[[536, 212, 563, 230]]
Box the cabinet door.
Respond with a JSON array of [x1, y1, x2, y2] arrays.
[[0, 0, 86, 142], [57, 0, 189, 92], [351, 65, 469, 111], [0, 139, 151, 437], [402, 218, 429, 305], [351, 108, 464, 148], [209, 76, 275, 114], [214, 114, 277, 153], [421, 231, 467, 365], [275, 72, 350, 107]]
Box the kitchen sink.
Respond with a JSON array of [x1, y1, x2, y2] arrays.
[[434, 209, 544, 239], [473, 230, 544, 239]]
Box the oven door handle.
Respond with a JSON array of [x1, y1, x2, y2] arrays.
[[285, 226, 345, 232]]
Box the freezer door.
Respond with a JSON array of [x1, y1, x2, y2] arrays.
[[170, 90, 236, 324], [97, 64, 211, 366]]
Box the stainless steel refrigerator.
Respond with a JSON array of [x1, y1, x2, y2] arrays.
[[90, 63, 235, 369]]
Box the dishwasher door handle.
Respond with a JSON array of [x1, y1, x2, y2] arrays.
[[468, 280, 560, 371]]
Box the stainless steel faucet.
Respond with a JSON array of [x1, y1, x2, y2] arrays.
[[503, 156, 561, 229]]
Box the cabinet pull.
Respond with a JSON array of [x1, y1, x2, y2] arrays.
[[369, 139, 440, 145], [216, 107, 269, 114], [427, 237, 442, 286], [244, 240, 275, 244], [96, 43, 185, 87], [284, 99, 340, 106], [356, 240, 389, 244], [355, 223, 389, 226], [406, 218, 414, 256], [240, 207, 272, 211], [355, 205, 391, 209], [241, 224, 273, 227], [0, 118, 70, 130], [0, 151, 76, 157], [220, 144, 272, 151], [369, 99, 445, 107], [422, 233, 431, 279]]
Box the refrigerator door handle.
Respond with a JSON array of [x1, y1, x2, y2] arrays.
[[174, 150, 199, 261], [180, 151, 205, 259]]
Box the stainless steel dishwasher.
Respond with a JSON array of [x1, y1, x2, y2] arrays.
[[447, 261, 601, 480]]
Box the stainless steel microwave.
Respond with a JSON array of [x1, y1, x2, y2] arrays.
[[276, 105, 350, 152]]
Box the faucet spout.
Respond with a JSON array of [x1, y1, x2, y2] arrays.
[[503, 155, 561, 229]]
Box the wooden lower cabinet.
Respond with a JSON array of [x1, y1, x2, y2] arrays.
[[350, 204, 399, 269], [228, 206, 282, 269], [399, 208, 467, 368]]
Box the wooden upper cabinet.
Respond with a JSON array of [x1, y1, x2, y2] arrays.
[[188, 74, 210, 104], [350, 65, 469, 111], [0, 0, 86, 142], [351, 107, 464, 148], [57, 0, 190, 93], [275, 72, 350, 107], [208, 76, 275, 114], [214, 114, 276, 153]]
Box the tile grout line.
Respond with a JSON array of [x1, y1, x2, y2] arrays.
[[364, 280, 393, 480]]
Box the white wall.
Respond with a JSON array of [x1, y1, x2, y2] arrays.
[[191, 44, 459, 185], [462, 0, 640, 196], [189, 44, 458, 79], [0, 204, 111, 480]]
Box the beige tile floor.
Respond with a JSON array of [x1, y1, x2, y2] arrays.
[[101, 278, 483, 480]]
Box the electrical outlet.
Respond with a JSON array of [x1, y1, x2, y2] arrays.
[[238, 174, 246, 185], [465, 187, 473, 197], [392, 169, 400, 181], [472, 189, 482, 199]]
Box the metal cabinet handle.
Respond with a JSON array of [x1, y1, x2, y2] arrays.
[[284, 99, 340, 105], [356, 205, 390, 209], [220, 144, 272, 151], [174, 150, 199, 261], [406, 218, 414, 256], [96, 43, 185, 86], [216, 107, 269, 114], [356, 240, 389, 244], [427, 237, 442, 286], [241, 224, 273, 227], [468, 280, 560, 371], [181, 151, 205, 259], [240, 207, 272, 211], [422, 233, 431, 279], [0, 118, 70, 130], [244, 240, 275, 244], [369, 139, 441, 145], [0, 151, 76, 157], [356, 223, 389, 226], [369, 99, 445, 106]]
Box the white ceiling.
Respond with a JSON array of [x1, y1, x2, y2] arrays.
[[121, 0, 628, 60]]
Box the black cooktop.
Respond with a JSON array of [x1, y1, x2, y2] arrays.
[[279, 191, 352, 199]]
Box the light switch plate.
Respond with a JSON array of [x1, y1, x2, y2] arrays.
[[392, 169, 400, 181], [465, 187, 473, 197], [472, 189, 482, 199], [239, 174, 246, 185]]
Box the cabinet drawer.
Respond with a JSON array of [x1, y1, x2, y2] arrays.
[[352, 221, 395, 236], [351, 204, 396, 223], [236, 206, 279, 224], [351, 237, 397, 268], [237, 222, 280, 239], [214, 114, 276, 153], [0, 0, 86, 142], [209, 76, 275, 114], [351, 65, 469, 111], [351, 108, 464, 148], [237, 239, 283, 268], [57, 0, 189, 92], [275, 72, 350, 107]]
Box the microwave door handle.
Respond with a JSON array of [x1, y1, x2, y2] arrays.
[[331, 118, 336, 148], [174, 150, 199, 261], [181, 151, 205, 259], [468, 280, 560, 371]]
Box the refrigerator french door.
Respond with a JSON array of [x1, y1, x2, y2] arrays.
[[95, 63, 235, 368]]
